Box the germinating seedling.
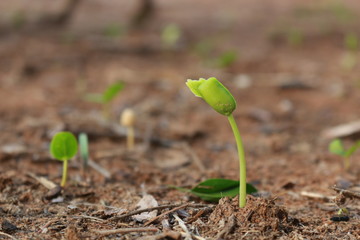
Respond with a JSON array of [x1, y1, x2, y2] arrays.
[[85, 82, 124, 119], [186, 77, 247, 208], [161, 23, 181, 49], [329, 139, 360, 170], [50, 132, 78, 187], [120, 108, 136, 150], [79, 133, 89, 171]]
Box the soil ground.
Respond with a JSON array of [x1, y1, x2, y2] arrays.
[[0, 0, 360, 239]]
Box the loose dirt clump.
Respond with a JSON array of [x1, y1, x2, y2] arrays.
[[203, 196, 299, 239]]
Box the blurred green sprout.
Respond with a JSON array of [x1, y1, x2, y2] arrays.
[[85, 82, 124, 119], [344, 33, 358, 51], [104, 24, 125, 38], [329, 139, 360, 170], [287, 28, 304, 47], [50, 132, 78, 187], [78, 133, 89, 171], [161, 23, 181, 48], [216, 50, 237, 68]]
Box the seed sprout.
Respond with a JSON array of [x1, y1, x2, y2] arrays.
[[78, 133, 89, 171], [186, 77, 248, 207], [50, 132, 78, 187], [85, 82, 124, 119], [329, 139, 360, 170]]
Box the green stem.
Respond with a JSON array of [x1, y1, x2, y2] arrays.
[[227, 114, 246, 208], [61, 160, 68, 187]]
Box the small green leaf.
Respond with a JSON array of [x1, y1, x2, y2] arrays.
[[175, 178, 257, 202], [344, 141, 360, 157], [102, 82, 124, 103], [161, 23, 181, 47], [329, 139, 346, 157], [217, 51, 237, 68], [344, 32, 358, 51], [79, 133, 89, 167], [50, 132, 78, 161]]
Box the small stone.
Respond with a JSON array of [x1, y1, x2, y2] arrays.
[[1, 220, 19, 233], [234, 74, 252, 89]]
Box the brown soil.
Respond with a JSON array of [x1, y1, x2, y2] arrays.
[[0, 0, 360, 239]]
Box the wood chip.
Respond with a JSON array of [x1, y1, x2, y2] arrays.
[[321, 120, 360, 139]]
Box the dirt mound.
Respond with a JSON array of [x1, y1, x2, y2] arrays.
[[205, 196, 299, 239]]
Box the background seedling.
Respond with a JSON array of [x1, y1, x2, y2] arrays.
[[103, 23, 125, 38], [186, 77, 251, 207], [50, 132, 78, 187], [120, 108, 136, 151], [344, 32, 359, 51], [79, 133, 89, 171], [216, 50, 237, 68], [85, 82, 124, 120], [161, 23, 181, 49], [287, 28, 304, 47], [329, 139, 360, 170]]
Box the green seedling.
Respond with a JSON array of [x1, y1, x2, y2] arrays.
[[104, 24, 125, 38], [329, 139, 360, 170], [175, 179, 257, 202], [287, 28, 304, 47], [216, 50, 237, 68], [161, 23, 181, 48], [50, 132, 78, 187], [186, 77, 250, 207], [120, 108, 136, 151], [78, 133, 89, 171], [344, 33, 359, 51], [85, 82, 124, 119], [12, 11, 26, 29]]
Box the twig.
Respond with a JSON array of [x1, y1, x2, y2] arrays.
[[0, 232, 18, 240], [180, 232, 207, 240], [187, 209, 206, 224], [321, 120, 360, 139], [182, 143, 205, 173], [88, 159, 111, 179], [144, 203, 190, 226], [332, 187, 360, 200], [92, 227, 158, 236], [27, 172, 57, 190], [174, 214, 192, 240], [38, 220, 57, 233], [112, 203, 213, 221], [216, 214, 236, 240], [300, 191, 334, 201], [70, 215, 105, 222]]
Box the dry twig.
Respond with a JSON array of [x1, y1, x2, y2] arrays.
[[144, 203, 190, 226], [112, 203, 213, 221], [92, 227, 158, 236], [0, 231, 18, 240], [27, 172, 57, 190], [300, 191, 334, 201], [174, 214, 192, 240], [331, 187, 360, 200]]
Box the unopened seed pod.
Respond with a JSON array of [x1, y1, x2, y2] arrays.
[[186, 77, 236, 116], [120, 108, 135, 127]]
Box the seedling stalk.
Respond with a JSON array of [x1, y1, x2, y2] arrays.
[[127, 126, 135, 150], [61, 159, 68, 187], [228, 114, 246, 208]]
